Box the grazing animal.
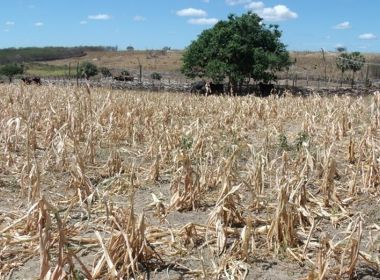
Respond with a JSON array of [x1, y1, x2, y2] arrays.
[[208, 82, 224, 95], [22, 77, 41, 85], [113, 75, 134, 82], [258, 82, 274, 97], [190, 80, 207, 94]]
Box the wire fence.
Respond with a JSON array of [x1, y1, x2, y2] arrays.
[[275, 51, 380, 89]]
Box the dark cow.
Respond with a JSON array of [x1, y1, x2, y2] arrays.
[[258, 83, 274, 97], [22, 77, 41, 85], [113, 75, 134, 82], [190, 80, 207, 94], [208, 82, 225, 95]]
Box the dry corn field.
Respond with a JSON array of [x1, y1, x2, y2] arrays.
[[0, 84, 380, 280]]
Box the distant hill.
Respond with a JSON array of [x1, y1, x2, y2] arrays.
[[0, 46, 117, 64]]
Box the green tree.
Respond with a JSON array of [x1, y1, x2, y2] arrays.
[[0, 64, 24, 82], [348, 52, 365, 87], [181, 12, 291, 92], [336, 53, 350, 86], [79, 62, 98, 79], [336, 46, 347, 53]]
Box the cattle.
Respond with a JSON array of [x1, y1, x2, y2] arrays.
[[258, 82, 274, 97], [208, 82, 225, 95], [190, 80, 207, 94], [113, 75, 134, 82], [22, 77, 41, 85]]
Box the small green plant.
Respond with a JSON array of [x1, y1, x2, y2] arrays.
[[181, 135, 193, 150], [278, 133, 291, 151], [294, 132, 309, 151]]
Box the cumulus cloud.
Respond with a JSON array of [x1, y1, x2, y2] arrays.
[[229, 1, 297, 21], [333, 21, 351, 29], [176, 8, 207, 17], [34, 22, 44, 27], [252, 4, 298, 21], [188, 17, 218, 25], [245, 1, 264, 10], [88, 14, 111, 20], [5, 21, 15, 26], [133, 15, 146, 21], [226, 0, 251, 6], [359, 33, 377, 40]]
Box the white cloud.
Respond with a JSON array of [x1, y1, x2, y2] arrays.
[[5, 21, 15, 26], [80, 20, 88, 25], [359, 33, 377, 40], [34, 22, 44, 27], [226, 0, 251, 6], [88, 14, 111, 20], [203, 0, 210, 2], [176, 8, 207, 17], [256, 5, 297, 21], [333, 21, 351, 30], [245, 1, 264, 10], [188, 18, 218, 25], [133, 15, 146, 21], [244, 2, 297, 21]]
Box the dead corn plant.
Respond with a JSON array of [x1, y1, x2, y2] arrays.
[[93, 201, 162, 279], [37, 196, 91, 280], [169, 151, 201, 211], [267, 183, 300, 253]]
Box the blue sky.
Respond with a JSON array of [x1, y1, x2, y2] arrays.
[[0, 0, 378, 52]]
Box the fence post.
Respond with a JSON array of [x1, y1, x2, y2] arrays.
[[365, 64, 370, 88], [76, 62, 79, 87]]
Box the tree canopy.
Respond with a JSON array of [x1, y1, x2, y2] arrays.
[[0, 64, 24, 82], [336, 51, 365, 87], [181, 12, 291, 87]]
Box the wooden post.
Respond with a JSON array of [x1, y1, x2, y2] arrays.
[[365, 64, 370, 88], [136, 58, 142, 83], [76, 62, 79, 87]]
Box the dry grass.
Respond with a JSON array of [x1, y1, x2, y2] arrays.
[[0, 83, 380, 279], [42, 50, 380, 83], [46, 50, 184, 73]]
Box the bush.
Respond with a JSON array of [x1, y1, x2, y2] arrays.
[[100, 67, 112, 78], [79, 62, 98, 79], [151, 72, 162, 81]]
